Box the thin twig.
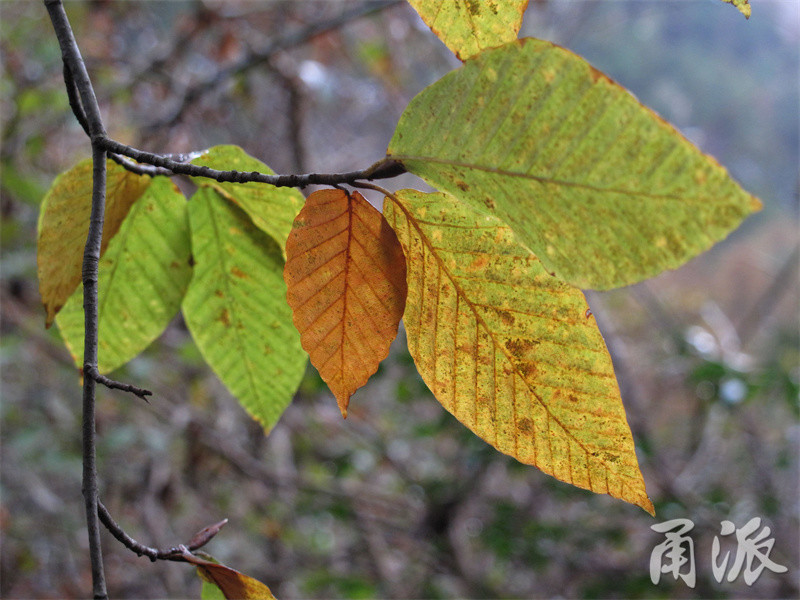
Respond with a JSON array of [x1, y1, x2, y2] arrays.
[[99, 136, 406, 188], [97, 501, 227, 562], [85, 366, 153, 402]]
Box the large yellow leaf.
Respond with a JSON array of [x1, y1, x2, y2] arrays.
[[284, 189, 407, 417], [408, 0, 529, 60], [388, 39, 761, 290], [384, 189, 653, 514], [37, 159, 150, 326]]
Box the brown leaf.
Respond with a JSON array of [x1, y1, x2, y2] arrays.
[[184, 552, 276, 600], [284, 189, 407, 417]]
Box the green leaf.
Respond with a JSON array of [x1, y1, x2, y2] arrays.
[[182, 185, 306, 432], [191, 145, 304, 255], [408, 0, 529, 60], [721, 0, 751, 18], [384, 189, 653, 514], [37, 159, 151, 326], [55, 177, 192, 374], [388, 38, 761, 290]]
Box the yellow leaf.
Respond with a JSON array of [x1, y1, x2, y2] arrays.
[[284, 189, 407, 417], [37, 159, 150, 326], [408, 0, 529, 60], [384, 189, 654, 514]]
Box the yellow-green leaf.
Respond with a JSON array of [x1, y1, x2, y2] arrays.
[[388, 38, 761, 290], [37, 159, 151, 326], [721, 0, 751, 18], [182, 185, 306, 432], [55, 177, 192, 374], [384, 189, 653, 514], [191, 145, 304, 255], [408, 0, 529, 60]]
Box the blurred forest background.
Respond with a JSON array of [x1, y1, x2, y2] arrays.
[[1, 1, 798, 598]]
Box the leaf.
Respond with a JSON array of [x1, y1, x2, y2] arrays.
[[187, 553, 276, 600], [284, 189, 407, 417], [384, 189, 654, 514], [191, 145, 304, 255], [408, 0, 529, 60], [37, 159, 151, 326], [387, 38, 761, 290], [721, 0, 751, 18], [54, 177, 192, 374], [182, 185, 306, 432]]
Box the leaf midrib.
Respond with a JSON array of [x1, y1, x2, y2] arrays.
[[389, 154, 727, 204]]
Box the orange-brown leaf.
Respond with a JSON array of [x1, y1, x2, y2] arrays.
[[186, 553, 276, 600], [284, 189, 407, 417]]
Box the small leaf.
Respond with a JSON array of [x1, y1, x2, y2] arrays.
[[56, 177, 192, 373], [384, 189, 653, 514], [721, 0, 751, 18], [37, 159, 150, 326], [388, 38, 761, 290], [408, 0, 529, 60], [284, 189, 407, 417], [182, 186, 306, 432], [191, 145, 304, 255], [187, 553, 276, 600]]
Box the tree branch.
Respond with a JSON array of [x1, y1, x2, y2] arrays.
[[85, 365, 153, 402]]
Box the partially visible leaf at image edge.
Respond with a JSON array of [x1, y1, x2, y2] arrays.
[[284, 189, 407, 417], [721, 0, 751, 18], [56, 176, 192, 374], [408, 0, 529, 60], [37, 159, 150, 326], [186, 552, 276, 600], [384, 189, 653, 514], [388, 38, 761, 290], [182, 185, 306, 432]]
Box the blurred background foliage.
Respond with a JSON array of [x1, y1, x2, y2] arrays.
[[1, 1, 797, 598]]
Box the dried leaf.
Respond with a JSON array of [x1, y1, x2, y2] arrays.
[[284, 189, 407, 417], [384, 189, 654, 514]]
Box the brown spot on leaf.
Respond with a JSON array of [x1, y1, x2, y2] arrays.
[[483, 197, 496, 210], [231, 266, 248, 279], [499, 311, 515, 326], [518, 417, 533, 433], [505, 338, 537, 356], [218, 308, 230, 327], [214, 289, 224, 298], [456, 180, 470, 192]]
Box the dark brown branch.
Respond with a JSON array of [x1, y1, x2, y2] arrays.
[[45, 2, 107, 597], [146, 0, 403, 130], [85, 366, 153, 402], [99, 136, 405, 188], [97, 501, 227, 562]]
